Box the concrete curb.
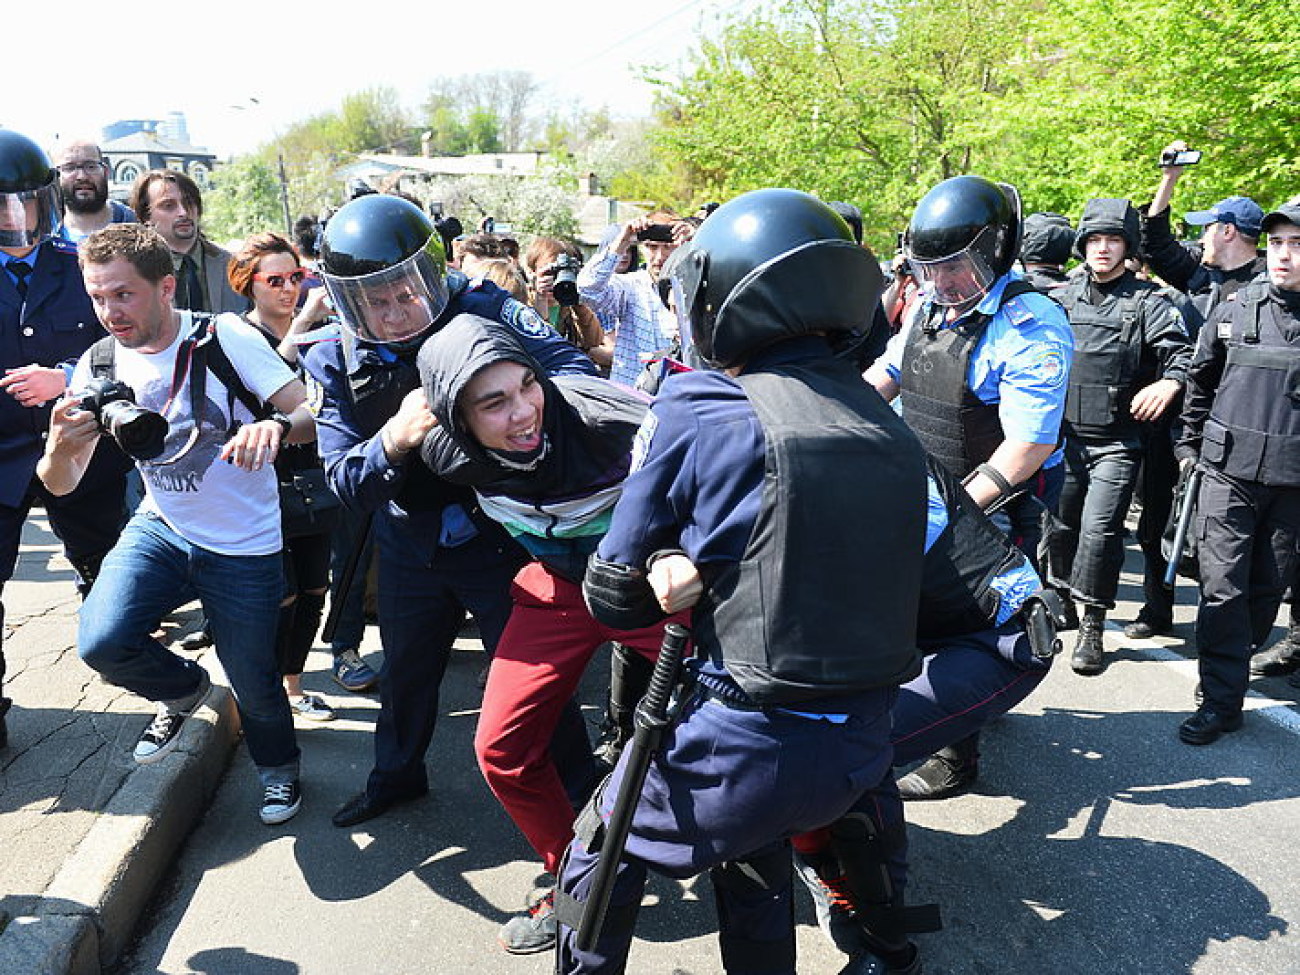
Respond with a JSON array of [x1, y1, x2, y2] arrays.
[[0, 678, 239, 975]]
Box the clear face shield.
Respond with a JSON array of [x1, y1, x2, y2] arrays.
[[321, 244, 449, 351], [907, 223, 1001, 308], [0, 182, 60, 249], [666, 245, 709, 368]]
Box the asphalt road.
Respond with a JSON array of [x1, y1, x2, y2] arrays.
[[110, 550, 1300, 975]]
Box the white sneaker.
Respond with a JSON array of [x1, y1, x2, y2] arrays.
[[291, 694, 335, 722]]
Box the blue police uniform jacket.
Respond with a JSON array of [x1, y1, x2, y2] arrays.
[[0, 239, 106, 507], [301, 274, 597, 562]]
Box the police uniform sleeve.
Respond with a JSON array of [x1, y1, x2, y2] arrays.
[[1175, 308, 1229, 462], [991, 296, 1072, 445], [300, 340, 410, 513], [497, 297, 598, 378], [1142, 292, 1194, 384]]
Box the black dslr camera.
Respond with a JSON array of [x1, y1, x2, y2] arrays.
[[549, 253, 583, 307], [79, 378, 169, 460]]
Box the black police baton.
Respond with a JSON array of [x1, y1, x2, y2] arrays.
[[1164, 467, 1202, 588], [321, 512, 373, 644], [576, 621, 690, 952]]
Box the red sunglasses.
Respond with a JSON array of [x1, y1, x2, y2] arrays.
[[253, 268, 307, 289]]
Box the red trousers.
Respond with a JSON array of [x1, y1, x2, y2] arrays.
[[473, 561, 682, 874]]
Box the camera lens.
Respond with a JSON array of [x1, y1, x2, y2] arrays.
[[101, 401, 169, 460]]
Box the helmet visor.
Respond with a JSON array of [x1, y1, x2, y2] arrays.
[[0, 183, 60, 249], [321, 245, 448, 348], [908, 244, 997, 307]]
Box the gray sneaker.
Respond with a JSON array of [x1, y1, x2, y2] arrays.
[[134, 671, 212, 764], [498, 888, 556, 954]]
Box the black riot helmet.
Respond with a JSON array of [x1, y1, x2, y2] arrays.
[[904, 175, 1022, 307], [669, 188, 883, 368], [1020, 212, 1074, 268], [1073, 197, 1140, 259], [319, 193, 449, 350], [0, 130, 61, 249]]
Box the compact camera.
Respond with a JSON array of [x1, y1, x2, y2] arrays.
[[79, 377, 169, 460]]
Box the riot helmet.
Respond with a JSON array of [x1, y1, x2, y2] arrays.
[[319, 193, 448, 350], [0, 130, 61, 250], [904, 175, 1021, 307], [1020, 212, 1074, 267], [1073, 198, 1140, 259], [669, 188, 882, 368]]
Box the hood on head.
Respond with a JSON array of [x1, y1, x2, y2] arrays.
[[417, 313, 546, 462]]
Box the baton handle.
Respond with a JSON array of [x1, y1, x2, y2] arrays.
[[321, 511, 374, 645], [575, 622, 689, 952], [1164, 468, 1202, 588]]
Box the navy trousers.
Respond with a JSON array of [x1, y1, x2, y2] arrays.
[[555, 687, 898, 975]]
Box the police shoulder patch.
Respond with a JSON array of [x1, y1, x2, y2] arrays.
[[304, 372, 326, 417], [1028, 342, 1068, 388], [1004, 296, 1037, 327], [502, 298, 552, 338], [630, 411, 659, 474], [50, 237, 79, 256]]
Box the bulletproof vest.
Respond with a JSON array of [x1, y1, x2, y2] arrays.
[[1201, 284, 1300, 486], [898, 280, 1037, 477], [694, 355, 927, 704], [1055, 277, 1150, 436], [919, 456, 1030, 640], [347, 345, 470, 513]]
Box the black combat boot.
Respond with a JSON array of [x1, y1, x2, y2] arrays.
[[897, 735, 978, 801], [1071, 606, 1106, 675], [1249, 622, 1300, 677]]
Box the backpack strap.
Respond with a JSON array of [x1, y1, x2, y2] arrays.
[[88, 335, 117, 379], [188, 314, 272, 434]]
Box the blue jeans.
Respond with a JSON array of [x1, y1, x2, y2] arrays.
[[79, 512, 299, 786]]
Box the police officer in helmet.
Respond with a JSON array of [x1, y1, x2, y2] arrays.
[[1047, 198, 1191, 675], [0, 131, 129, 750], [865, 174, 1073, 799], [300, 193, 596, 828], [556, 189, 931, 974]]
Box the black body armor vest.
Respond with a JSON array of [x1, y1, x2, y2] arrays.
[[898, 281, 1037, 477], [1202, 284, 1300, 487], [348, 348, 471, 513], [918, 455, 1029, 640], [694, 355, 927, 704], [1055, 277, 1151, 436]]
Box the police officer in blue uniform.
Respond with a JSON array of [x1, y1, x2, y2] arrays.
[[556, 189, 932, 975], [1175, 202, 1300, 745], [299, 194, 597, 826], [0, 131, 129, 749], [864, 174, 1072, 799]]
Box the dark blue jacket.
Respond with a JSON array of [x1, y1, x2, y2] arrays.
[[0, 239, 106, 507]]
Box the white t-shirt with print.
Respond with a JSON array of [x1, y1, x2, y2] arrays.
[[71, 311, 295, 556]]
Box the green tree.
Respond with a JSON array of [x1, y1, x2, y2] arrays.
[[203, 156, 284, 242]]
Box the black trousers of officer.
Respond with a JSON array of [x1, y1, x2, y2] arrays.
[[0, 442, 128, 705], [1134, 418, 1179, 626], [1195, 468, 1300, 715], [1057, 434, 1143, 608]]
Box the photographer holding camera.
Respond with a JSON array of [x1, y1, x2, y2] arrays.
[[576, 211, 693, 387], [1140, 140, 1267, 321], [523, 236, 612, 374], [0, 131, 131, 752], [37, 223, 314, 825]]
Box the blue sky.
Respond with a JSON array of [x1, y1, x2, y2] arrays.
[[5, 0, 744, 157]]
